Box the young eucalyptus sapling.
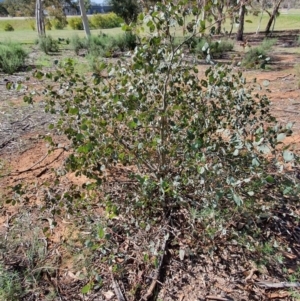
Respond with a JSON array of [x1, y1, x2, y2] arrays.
[[25, 0, 298, 217]]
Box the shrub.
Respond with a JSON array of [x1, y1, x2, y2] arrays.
[[28, 18, 35, 31], [70, 33, 117, 58], [115, 32, 138, 51], [27, 3, 298, 232], [69, 17, 84, 30], [70, 32, 137, 59], [37, 35, 59, 54], [45, 18, 52, 30], [87, 33, 118, 56], [22, 1, 300, 297], [242, 38, 277, 69], [70, 34, 88, 55], [194, 37, 234, 58], [4, 23, 14, 31], [90, 12, 122, 29], [0, 264, 22, 301], [0, 41, 27, 74], [51, 18, 67, 30]]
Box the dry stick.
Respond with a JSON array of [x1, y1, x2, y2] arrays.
[[255, 281, 300, 289], [111, 272, 126, 301], [245, 267, 258, 282], [0, 148, 65, 178], [140, 236, 168, 301], [206, 296, 231, 301], [260, 74, 293, 82], [272, 109, 300, 114]]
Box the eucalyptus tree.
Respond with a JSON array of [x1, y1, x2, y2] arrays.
[[3, 0, 35, 16], [236, 0, 248, 41], [36, 0, 45, 36], [109, 0, 141, 24], [0, 3, 8, 16], [78, 0, 90, 36], [265, 0, 283, 34]]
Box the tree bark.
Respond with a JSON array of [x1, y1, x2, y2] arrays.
[[215, 6, 224, 34], [36, 0, 45, 37], [236, 3, 246, 41], [265, 0, 283, 34], [79, 0, 91, 37]]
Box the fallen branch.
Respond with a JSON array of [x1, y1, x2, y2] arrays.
[[206, 296, 231, 301], [111, 272, 126, 301], [140, 235, 168, 301], [0, 137, 15, 149], [255, 281, 300, 289], [273, 109, 300, 114], [0, 148, 65, 178]]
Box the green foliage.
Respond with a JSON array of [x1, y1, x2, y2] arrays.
[[0, 4, 9, 16], [51, 18, 67, 30], [4, 23, 14, 31], [115, 31, 138, 51], [28, 18, 35, 31], [45, 18, 52, 30], [27, 2, 297, 213], [242, 38, 277, 69], [21, 1, 300, 296], [37, 35, 59, 54], [87, 33, 118, 56], [0, 264, 22, 301], [69, 14, 122, 31], [90, 12, 123, 29], [109, 0, 140, 24], [70, 34, 87, 55], [70, 32, 137, 60], [68, 17, 84, 30], [0, 41, 27, 74]]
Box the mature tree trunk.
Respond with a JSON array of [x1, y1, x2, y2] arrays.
[[36, 0, 45, 37], [265, 0, 283, 34], [79, 0, 90, 37], [236, 2, 246, 41]]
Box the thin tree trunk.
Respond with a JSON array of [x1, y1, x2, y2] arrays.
[[265, 0, 283, 34], [256, 10, 264, 34], [215, 6, 224, 34], [79, 0, 90, 37], [36, 0, 45, 37], [236, 3, 246, 41], [201, 0, 206, 22], [270, 13, 277, 36]]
